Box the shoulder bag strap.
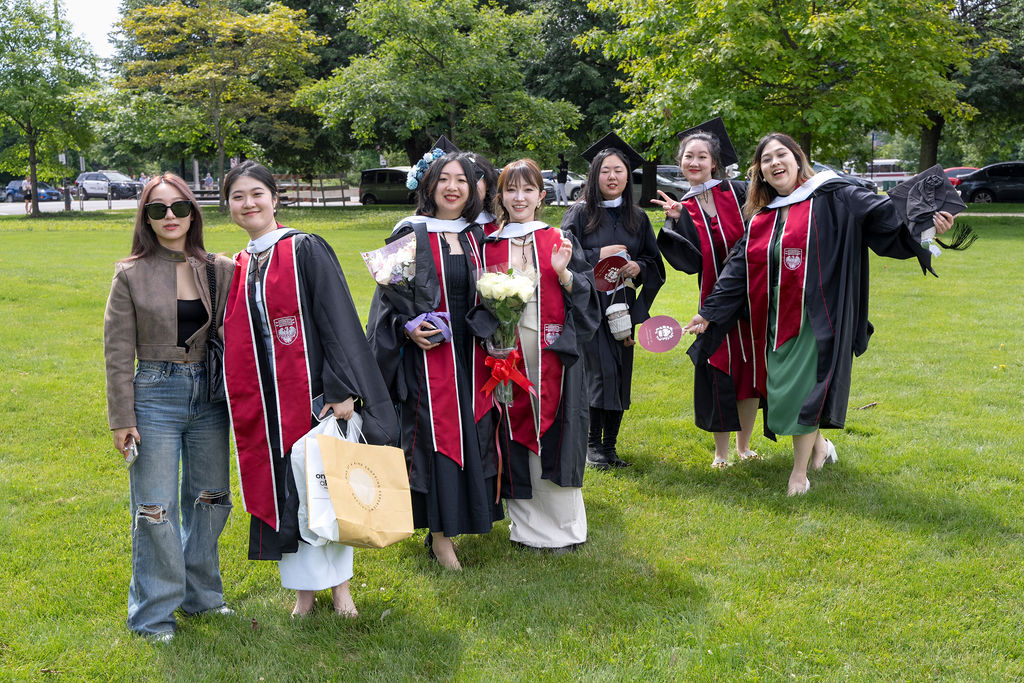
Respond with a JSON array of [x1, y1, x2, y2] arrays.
[[205, 253, 217, 340]]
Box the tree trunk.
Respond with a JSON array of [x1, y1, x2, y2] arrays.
[[404, 137, 420, 165], [799, 132, 813, 161], [640, 160, 657, 206], [918, 111, 944, 172], [217, 144, 226, 211], [27, 128, 40, 218], [214, 111, 226, 211]]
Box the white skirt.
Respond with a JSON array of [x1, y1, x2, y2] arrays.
[[507, 451, 587, 549], [277, 541, 353, 591]]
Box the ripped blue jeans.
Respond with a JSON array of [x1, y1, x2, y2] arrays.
[[127, 361, 231, 636]]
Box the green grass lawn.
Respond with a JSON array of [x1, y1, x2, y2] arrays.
[[1, 206, 1022, 680], [961, 202, 1024, 214]]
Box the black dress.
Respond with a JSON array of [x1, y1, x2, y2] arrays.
[[366, 223, 502, 538], [561, 203, 665, 410]]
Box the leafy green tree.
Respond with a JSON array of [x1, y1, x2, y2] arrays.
[[116, 0, 322, 203], [296, 0, 580, 164], [940, 0, 1024, 166], [0, 0, 95, 215], [517, 0, 627, 168], [232, 0, 368, 177], [581, 0, 973, 165]]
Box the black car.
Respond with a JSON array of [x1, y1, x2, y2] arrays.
[[955, 162, 1024, 203]]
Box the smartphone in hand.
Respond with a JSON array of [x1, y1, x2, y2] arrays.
[[125, 437, 138, 468]]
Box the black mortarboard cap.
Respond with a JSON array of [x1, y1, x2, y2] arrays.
[[581, 132, 645, 171], [430, 135, 460, 154], [675, 117, 738, 167], [888, 164, 968, 241]]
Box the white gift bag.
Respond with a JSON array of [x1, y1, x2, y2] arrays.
[[291, 414, 363, 545]]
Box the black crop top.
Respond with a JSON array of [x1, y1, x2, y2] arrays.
[[177, 298, 208, 349]]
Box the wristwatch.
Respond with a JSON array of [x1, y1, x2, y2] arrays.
[[558, 271, 573, 287]]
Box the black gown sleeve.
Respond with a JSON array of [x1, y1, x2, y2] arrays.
[[629, 210, 665, 322], [545, 231, 602, 365], [687, 232, 751, 366], [560, 204, 601, 266], [657, 211, 703, 274], [296, 234, 400, 446], [839, 185, 935, 275]]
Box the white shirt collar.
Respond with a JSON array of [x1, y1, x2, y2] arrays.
[[766, 170, 841, 209], [393, 216, 469, 234], [682, 179, 723, 201], [494, 221, 548, 239], [475, 211, 495, 225], [599, 196, 623, 208], [245, 227, 291, 254]]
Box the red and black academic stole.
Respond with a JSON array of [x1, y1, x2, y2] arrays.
[[420, 231, 483, 468], [745, 200, 812, 391], [477, 228, 565, 453], [686, 182, 747, 375], [224, 237, 312, 530]]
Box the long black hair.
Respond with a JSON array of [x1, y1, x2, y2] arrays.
[[582, 148, 641, 235], [461, 151, 498, 215], [415, 152, 482, 220], [128, 173, 205, 260]]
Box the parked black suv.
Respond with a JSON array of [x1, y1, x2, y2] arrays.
[[955, 162, 1024, 203]]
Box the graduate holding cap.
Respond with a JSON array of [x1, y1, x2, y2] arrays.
[[562, 133, 665, 470], [366, 137, 502, 571], [653, 118, 760, 469], [684, 133, 955, 496]]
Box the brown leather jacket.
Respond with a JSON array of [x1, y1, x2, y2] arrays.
[[104, 244, 234, 429]]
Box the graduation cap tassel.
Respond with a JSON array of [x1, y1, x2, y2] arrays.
[[934, 222, 978, 251]]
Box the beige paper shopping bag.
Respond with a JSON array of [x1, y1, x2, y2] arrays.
[[316, 433, 414, 548]]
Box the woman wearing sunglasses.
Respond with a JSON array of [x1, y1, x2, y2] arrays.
[[103, 173, 234, 642]]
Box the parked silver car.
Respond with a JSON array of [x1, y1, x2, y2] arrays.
[[541, 170, 586, 202]]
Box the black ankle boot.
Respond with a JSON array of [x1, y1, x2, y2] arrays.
[[603, 409, 629, 468], [586, 407, 613, 469]]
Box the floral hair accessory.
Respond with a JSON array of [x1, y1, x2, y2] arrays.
[[406, 148, 446, 190]]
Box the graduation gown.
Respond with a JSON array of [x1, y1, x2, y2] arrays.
[[365, 220, 502, 536], [468, 226, 602, 495], [657, 180, 758, 432], [689, 178, 935, 433], [561, 203, 665, 410], [224, 230, 399, 561]]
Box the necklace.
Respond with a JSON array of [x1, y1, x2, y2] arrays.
[[510, 235, 533, 270], [697, 190, 717, 217]]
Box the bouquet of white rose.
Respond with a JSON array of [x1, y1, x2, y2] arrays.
[[476, 265, 537, 404]]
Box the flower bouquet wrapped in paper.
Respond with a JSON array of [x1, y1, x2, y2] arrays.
[[362, 231, 450, 343], [475, 265, 537, 404], [361, 231, 417, 291]]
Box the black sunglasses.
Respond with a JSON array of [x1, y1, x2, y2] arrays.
[[145, 200, 192, 221]]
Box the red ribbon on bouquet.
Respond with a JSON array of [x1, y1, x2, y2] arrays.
[[481, 349, 537, 398]]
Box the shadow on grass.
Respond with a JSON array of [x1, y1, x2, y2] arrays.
[[610, 436, 1020, 540]]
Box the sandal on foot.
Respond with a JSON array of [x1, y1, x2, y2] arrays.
[[787, 478, 811, 496], [711, 457, 730, 469], [822, 439, 838, 465], [738, 450, 761, 461]]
